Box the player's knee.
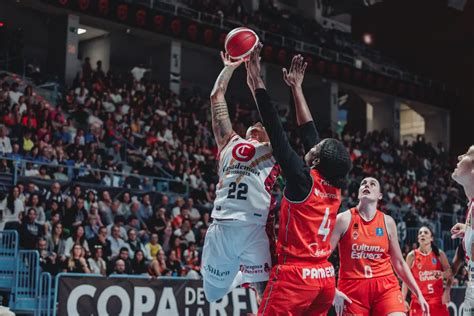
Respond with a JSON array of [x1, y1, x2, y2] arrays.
[[204, 282, 227, 303]]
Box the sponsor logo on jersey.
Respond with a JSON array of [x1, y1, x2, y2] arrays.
[[418, 270, 442, 281], [223, 163, 261, 177], [376, 227, 384, 236], [240, 263, 269, 274], [232, 143, 256, 162], [314, 189, 338, 199], [302, 266, 335, 279], [203, 264, 230, 281], [308, 242, 329, 258], [351, 243, 385, 260]]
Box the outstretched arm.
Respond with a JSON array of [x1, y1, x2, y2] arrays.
[[245, 44, 312, 202], [283, 55, 320, 152], [210, 52, 242, 151]]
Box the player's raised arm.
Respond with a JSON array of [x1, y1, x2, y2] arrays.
[[210, 52, 242, 151], [245, 44, 311, 194], [283, 55, 320, 152]]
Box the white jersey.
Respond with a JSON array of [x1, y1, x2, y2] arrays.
[[464, 200, 474, 262], [212, 134, 280, 225]]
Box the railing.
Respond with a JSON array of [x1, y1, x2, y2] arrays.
[[0, 155, 189, 195], [10, 250, 41, 313], [132, 0, 440, 89], [38, 272, 53, 316], [0, 231, 19, 290]]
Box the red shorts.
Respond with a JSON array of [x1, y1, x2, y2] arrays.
[[338, 274, 405, 316], [409, 300, 449, 316], [258, 261, 336, 316]]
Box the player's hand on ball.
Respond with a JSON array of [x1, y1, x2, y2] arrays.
[[450, 222, 466, 239], [333, 288, 352, 316], [282, 54, 307, 88], [220, 51, 244, 69], [246, 42, 263, 81]]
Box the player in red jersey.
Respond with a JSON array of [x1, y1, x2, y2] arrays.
[[331, 177, 429, 316], [402, 226, 452, 316], [246, 46, 352, 315]]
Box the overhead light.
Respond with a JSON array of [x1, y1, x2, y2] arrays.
[[77, 28, 87, 35], [363, 33, 373, 45]]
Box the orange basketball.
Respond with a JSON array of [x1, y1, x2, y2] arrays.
[[224, 27, 259, 60]]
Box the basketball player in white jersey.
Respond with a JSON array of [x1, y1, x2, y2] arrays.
[[201, 52, 280, 303], [450, 145, 474, 313]]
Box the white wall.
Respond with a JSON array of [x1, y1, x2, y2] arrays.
[[79, 35, 111, 74]]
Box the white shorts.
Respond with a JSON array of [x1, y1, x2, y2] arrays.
[[464, 284, 474, 314], [201, 221, 272, 302]]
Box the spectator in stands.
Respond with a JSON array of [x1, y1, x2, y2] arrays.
[[144, 233, 161, 261], [166, 250, 183, 276], [44, 182, 64, 209], [185, 198, 201, 223], [64, 225, 90, 257], [89, 226, 112, 260], [38, 237, 60, 275], [118, 192, 132, 217], [27, 193, 45, 225], [66, 244, 91, 273], [64, 195, 88, 229], [131, 250, 148, 275], [109, 247, 132, 275], [112, 259, 126, 275], [88, 245, 107, 276], [47, 222, 66, 261], [5, 185, 24, 225], [183, 242, 199, 271], [174, 219, 195, 246], [108, 224, 130, 258], [44, 210, 61, 236], [149, 249, 167, 277], [139, 194, 153, 221], [158, 195, 172, 215], [0, 126, 12, 155], [20, 208, 44, 249], [126, 228, 146, 258], [171, 197, 185, 218], [147, 207, 168, 238], [106, 215, 127, 240], [84, 214, 100, 240]]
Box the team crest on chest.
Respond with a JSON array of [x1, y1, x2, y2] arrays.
[[375, 227, 384, 236], [232, 143, 256, 162], [352, 231, 359, 240]]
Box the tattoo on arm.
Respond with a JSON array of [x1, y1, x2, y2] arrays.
[[211, 67, 234, 96], [211, 101, 233, 147]]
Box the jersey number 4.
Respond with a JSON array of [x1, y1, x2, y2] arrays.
[[227, 182, 248, 200], [318, 207, 331, 242]]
